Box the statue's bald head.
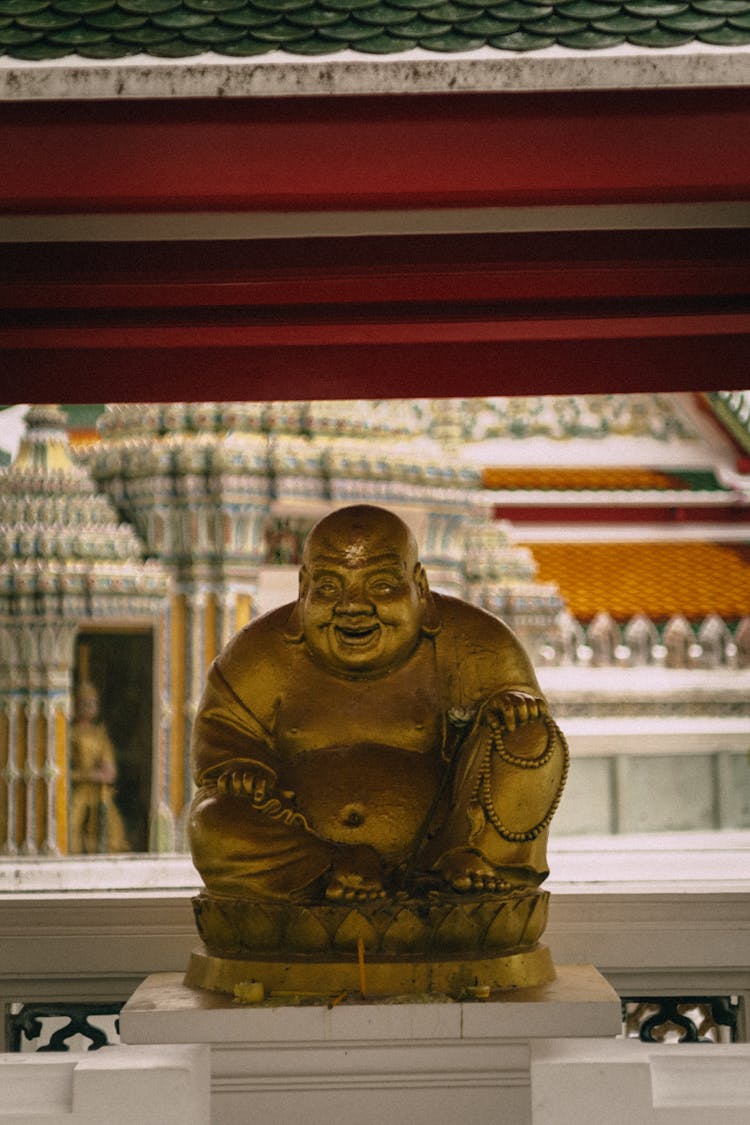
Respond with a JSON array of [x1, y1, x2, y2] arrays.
[[302, 505, 419, 574]]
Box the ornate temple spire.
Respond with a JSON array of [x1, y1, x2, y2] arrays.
[[0, 405, 169, 857], [11, 404, 76, 475]]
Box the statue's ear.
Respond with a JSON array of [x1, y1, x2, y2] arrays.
[[283, 569, 307, 643], [415, 564, 441, 636]]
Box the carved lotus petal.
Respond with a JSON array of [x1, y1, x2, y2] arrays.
[[332, 909, 378, 953], [432, 906, 480, 954], [284, 907, 330, 953], [382, 908, 428, 954], [235, 903, 279, 952], [193, 896, 240, 952]]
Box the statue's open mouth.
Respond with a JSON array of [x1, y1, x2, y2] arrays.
[[334, 622, 380, 647]]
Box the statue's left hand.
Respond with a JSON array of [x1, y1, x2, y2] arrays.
[[216, 766, 277, 803], [488, 691, 548, 732]]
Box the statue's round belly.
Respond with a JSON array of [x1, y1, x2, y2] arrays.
[[285, 743, 442, 863]]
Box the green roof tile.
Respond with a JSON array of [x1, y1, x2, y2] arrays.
[[182, 16, 242, 31], [220, 29, 275, 43], [310, 11, 384, 31], [492, 1, 554, 19], [348, 25, 416, 41], [53, 0, 115, 12], [671, 3, 728, 20], [623, 1, 686, 12], [153, 6, 212, 22], [594, 11, 654, 27], [426, 2, 480, 19], [558, 0, 619, 17], [0, 0, 48, 14], [253, 0, 313, 11], [8, 33, 70, 46], [695, 0, 748, 9], [354, 3, 415, 23], [0, 20, 41, 34], [49, 19, 110, 34], [17, 9, 79, 26], [118, 0, 180, 12], [219, 6, 280, 23], [701, 16, 750, 30], [627, 20, 693, 36], [287, 5, 350, 26], [488, 24, 554, 39], [144, 30, 202, 42], [389, 11, 452, 30], [87, 8, 146, 25], [558, 21, 624, 36], [76, 33, 138, 45], [418, 26, 484, 39], [1, 0, 748, 56], [246, 12, 308, 30], [319, 0, 378, 10], [283, 26, 344, 40], [184, 0, 245, 12], [523, 11, 585, 28], [461, 12, 520, 30], [115, 20, 177, 36], [659, 7, 723, 23]]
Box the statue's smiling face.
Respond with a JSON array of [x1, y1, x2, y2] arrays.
[[300, 511, 427, 676]]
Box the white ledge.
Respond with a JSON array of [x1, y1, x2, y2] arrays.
[[1, 45, 749, 101], [2, 831, 749, 894]]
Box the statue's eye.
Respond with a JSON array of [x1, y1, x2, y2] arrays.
[[314, 579, 339, 596], [370, 579, 396, 595]]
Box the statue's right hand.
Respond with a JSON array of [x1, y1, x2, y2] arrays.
[[216, 767, 276, 803]]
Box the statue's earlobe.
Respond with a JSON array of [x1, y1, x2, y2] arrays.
[[283, 570, 307, 643], [422, 592, 441, 636], [415, 564, 440, 636]]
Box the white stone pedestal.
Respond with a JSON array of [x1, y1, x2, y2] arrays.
[[121, 965, 621, 1125]]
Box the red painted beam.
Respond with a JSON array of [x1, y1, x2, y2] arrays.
[[493, 505, 750, 523], [4, 313, 748, 400], [1, 89, 749, 214], [3, 230, 750, 310]]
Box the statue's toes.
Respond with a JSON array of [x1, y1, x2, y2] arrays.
[[488, 876, 509, 892], [358, 887, 386, 901], [451, 874, 473, 892]]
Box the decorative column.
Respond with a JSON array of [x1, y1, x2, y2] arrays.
[[88, 404, 273, 843]]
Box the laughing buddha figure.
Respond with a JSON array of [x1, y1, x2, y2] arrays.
[[189, 505, 567, 909]]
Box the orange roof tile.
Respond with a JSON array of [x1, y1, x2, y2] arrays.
[[482, 468, 695, 491], [523, 541, 750, 622]]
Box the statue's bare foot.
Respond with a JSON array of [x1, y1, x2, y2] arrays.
[[437, 849, 511, 894], [325, 846, 387, 902]]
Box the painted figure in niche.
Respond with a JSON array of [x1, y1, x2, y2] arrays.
[[189, 505, 567, 906], [69, 681, 129, 854]]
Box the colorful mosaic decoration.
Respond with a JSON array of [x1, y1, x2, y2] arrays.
[[706, 391, 750, 457], [1, 0, 749, 61]]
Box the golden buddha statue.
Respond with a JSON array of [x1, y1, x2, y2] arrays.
[[187, 505, 568, 997]]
